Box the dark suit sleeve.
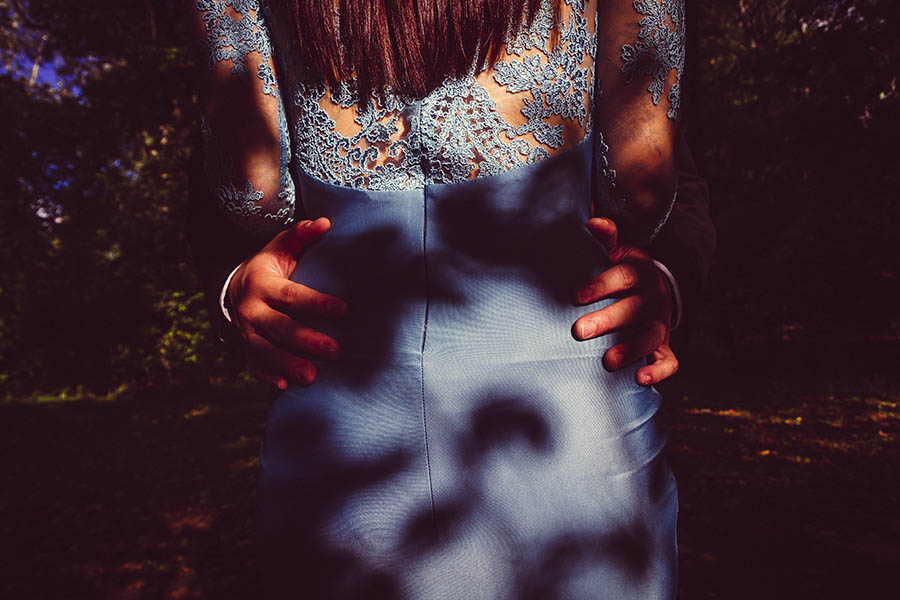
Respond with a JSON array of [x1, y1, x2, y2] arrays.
[[185, 140, 270, 348], [648, 134, 717, 335]]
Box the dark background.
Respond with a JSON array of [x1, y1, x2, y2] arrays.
[[2, 0, 898, 597]]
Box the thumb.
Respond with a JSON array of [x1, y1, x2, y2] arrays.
[[273, 217, 331, 257], [586, 217, 619, 258]]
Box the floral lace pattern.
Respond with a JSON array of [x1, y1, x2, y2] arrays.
[[590, 0, 684, 244], [200, 110, 295, 234], [196, 0, 295, 235], [284, 0, 598, 190], [196, 0, 276, 96], [620, 0, 685, 119], [195, 0, 684, 236]]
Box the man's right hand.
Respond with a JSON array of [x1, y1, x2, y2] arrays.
[[226, 217, 347, 389]]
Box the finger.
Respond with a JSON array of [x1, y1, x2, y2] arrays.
[[602, 321, 668, 372], [636, 344, 679, 386], [272, 217, 331, 258], [249, 369, 289, 391], [247, 359, 288, 390], [573, 295, 644, 340], [586, 217, 618, 256], [573, 262, 642, 305], [246, 332, 317, 386], [263, 279, 347, 319], [252, 308, 340, 360]]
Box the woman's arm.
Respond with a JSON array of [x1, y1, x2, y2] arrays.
[[592, 0, 685, 246], [190, 0, 296, 236]]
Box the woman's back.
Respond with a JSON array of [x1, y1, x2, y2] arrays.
[[191, 1, 684, 597], [270, 0, 598, 189]]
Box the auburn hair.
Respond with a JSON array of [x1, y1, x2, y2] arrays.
[[279, 0, 560, 101]]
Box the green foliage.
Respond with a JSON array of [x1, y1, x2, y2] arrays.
[[145, 290, 225, 383], [0, 0, 230, 397]]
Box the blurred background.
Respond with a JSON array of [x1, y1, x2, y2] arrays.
[[1, 0, 898, 597]]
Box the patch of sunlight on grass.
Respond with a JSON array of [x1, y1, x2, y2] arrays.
[[119, 559, 169, 574], [183, 405, 211, 419], [686, 408, 753, 419], [786, 455, 813, 464], [813, 439, 853, 451], [124, 580, 146, 593], [686, 407, 804, 426], [756, 449, 813, 464], [681, 388, 900, 461], [221, 434, 258, 451], [7, 382, 133, 404], [166, 510, 216, 535], [168, 563, 200, 599], [230, 456, 260, 471]]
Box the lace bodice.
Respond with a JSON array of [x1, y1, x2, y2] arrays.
[[193, 0, 684, 237]]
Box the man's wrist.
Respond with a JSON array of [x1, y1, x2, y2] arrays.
[[651, 259, 683, 331]]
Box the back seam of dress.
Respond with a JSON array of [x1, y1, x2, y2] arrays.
[[419, 185, 437, 536]]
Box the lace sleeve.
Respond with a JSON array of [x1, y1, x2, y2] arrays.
[[191, 0, 296, 237], [592, 0, 684, 246]]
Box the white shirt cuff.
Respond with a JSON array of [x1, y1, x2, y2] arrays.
[[219, 263, 242, 323], [651, 259, 682, 331]]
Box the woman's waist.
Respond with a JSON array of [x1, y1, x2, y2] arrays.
[[303, 281, 618, 366], [293, 228, 614, 363]]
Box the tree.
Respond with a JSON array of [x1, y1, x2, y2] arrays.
[[0, 0, 225, 396], [691, 0, 900, 343]]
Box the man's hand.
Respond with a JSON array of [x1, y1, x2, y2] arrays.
[[226, 217, 347, 390], [572, 218, 679, 386]]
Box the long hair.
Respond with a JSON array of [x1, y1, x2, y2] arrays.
[[279, 0, 559, 101]]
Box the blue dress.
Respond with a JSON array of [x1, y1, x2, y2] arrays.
[[195, 1, 686, 597]]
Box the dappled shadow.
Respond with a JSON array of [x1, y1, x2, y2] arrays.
[[258, 409, 411, 599], [459, 396, 553, 465], [516, 525, 655, 600], [288, 221, 461, 388], [430, 139, 605, 309]]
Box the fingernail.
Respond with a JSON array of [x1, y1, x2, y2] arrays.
[[319, 339, 339, 357], [574, 286, 590, 304], [295, 364, 315, 384], [578, 321, 597, 340], [604, 349, 620, 371], [638, 373, 652, 386]]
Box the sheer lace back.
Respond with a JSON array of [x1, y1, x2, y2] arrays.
[[195, 0, 684, 237], [270, 0, 598, 190]]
